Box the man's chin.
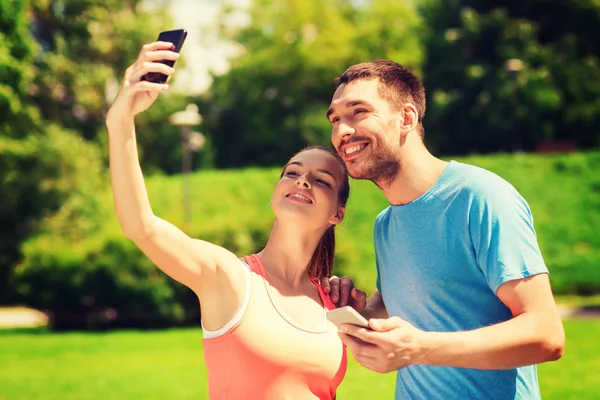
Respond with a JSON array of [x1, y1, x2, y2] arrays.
[[346, 164, 372, 181]]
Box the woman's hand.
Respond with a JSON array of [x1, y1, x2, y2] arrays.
[[107, 41, 179, 121]]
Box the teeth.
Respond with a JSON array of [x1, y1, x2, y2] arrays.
[[289, 193, 311, 203], [345, 144, 365, 155]]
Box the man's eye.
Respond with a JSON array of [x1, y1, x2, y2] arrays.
[[354, 109, 367, 115], [331, 117, 340, 124]]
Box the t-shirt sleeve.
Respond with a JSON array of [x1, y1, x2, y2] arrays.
[[468, 185, 548, 294], [374, 219, 382, 293]]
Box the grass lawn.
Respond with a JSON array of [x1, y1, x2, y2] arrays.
[[0, 319, 598, 399]]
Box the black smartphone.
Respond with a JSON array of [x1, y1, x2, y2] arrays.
[[142, 29, 188, 84]]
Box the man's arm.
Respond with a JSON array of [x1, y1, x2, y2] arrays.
[[419, 273, 564, 369], [339, 273, 564, 373]]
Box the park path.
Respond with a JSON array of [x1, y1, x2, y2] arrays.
[[0, 307, 48, 329]]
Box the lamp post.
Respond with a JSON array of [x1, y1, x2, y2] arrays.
[[169, 104, 205, 233], [504, 58, 524, 152]]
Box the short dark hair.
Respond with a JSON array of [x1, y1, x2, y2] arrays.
[[335, 60, 426, 136], [280, 145, 350, 278]]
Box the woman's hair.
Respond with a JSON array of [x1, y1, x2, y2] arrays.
[[280, 145, 350, 279]]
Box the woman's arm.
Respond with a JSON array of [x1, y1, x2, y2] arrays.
[[106, 42, 244, 326]]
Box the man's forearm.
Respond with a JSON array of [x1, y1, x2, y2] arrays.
[[362, 291, 388, 320], [419, 312, 564, 369]]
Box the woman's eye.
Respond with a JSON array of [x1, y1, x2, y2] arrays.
[[285, 171, 299, 177], [331, 117, 340, 124], [316, 179, 332, 188]]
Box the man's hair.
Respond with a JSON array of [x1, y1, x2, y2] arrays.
[[335, 60, 426, 137]]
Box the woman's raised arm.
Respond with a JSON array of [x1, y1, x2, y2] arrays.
[[105, 42, 242, 304]]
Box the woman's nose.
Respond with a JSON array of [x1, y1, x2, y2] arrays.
[[295, 174, 312, 188]]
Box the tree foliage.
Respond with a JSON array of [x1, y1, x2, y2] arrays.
[[0, 0, 175, 302], [421, 0, 600, 154], [202, 0, 424, 167]]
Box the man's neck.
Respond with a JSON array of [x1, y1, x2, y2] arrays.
[[377, 148, 448, 206]]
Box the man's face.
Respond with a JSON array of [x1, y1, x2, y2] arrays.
[[327, 79, 401, 184]]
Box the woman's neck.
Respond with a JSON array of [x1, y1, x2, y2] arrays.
[[257, 219, 323, 287]]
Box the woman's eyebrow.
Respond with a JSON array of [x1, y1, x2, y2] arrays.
[[317, 169, 337, 182], [285, 162, 337, 182]]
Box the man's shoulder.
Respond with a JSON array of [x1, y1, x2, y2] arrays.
[[447, 161, 519, 200], [374, 206, 392, 226]]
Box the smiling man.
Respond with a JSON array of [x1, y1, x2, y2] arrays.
[[325, 60, 565, 399]]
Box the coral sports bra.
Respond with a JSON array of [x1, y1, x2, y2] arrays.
[[202, 254, 347, 399]]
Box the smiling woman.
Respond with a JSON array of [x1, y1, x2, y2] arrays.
[[105, 40, 352, 399]]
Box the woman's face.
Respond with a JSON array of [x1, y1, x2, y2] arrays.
[[272, 148, 346, 228]]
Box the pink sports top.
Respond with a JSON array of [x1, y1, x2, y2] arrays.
[[202, 254, 347, 399]]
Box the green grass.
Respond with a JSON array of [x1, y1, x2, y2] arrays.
[[0, 319, 597, 399]]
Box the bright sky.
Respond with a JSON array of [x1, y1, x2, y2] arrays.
[[162, 0, 251, 94]]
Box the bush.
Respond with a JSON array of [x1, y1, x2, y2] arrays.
[[9, 152, 600, 330], [11, 226, 270, 330]]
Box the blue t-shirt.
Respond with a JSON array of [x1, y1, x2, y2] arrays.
[[374, 161, 547, 400]]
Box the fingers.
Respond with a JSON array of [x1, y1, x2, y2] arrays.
[[128, 80, 170, 93], [350, 288, 367, 311], [368, 316, 404, 332], [129, 61, 175, 83], [338, 332, 378, 356], [329, 276, 340, 304], [320, 277, 331, 294], [124, 42, 180, 83], [338, 276, 354, 307], [338, 332, 389, 374], [143, 49, 180, 64], [138, 41, 177, 59], [340, 323, 378, 344]]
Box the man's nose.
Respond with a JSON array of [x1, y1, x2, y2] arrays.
[[295, 174, 312, 188], [333, 120, 355, 142]]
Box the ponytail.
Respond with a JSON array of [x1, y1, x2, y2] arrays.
[[307, 226, 336, 279]]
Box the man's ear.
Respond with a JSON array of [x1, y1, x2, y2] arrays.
[[401, 103, 419, 132], [329, 206, 346, 225]]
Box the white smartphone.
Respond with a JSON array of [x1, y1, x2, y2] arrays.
[[326, 306, 370, 329]]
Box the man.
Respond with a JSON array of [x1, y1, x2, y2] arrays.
[[322, 60, 565, 399]]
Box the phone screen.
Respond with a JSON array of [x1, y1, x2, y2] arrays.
[[142, 29, 188, 83]]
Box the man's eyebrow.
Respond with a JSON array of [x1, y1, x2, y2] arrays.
[[285, 161, 337, 181], [326, 107, 335, 120], [326, 100, 371, 120]]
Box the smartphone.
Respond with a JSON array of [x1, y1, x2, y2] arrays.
[[142, 29, 188, 83], [326, 306, 370, 329]]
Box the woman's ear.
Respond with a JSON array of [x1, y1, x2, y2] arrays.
[[329, 206, 346, 225]]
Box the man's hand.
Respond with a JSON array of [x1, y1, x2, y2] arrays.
[[338, 317, 426, 374], [320, 275, 366, 311]]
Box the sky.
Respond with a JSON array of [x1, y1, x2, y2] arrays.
[[158, 0, 251, 94]]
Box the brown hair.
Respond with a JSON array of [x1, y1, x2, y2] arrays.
[[279, 145, 350, 279], [335, 60, 426, 137]]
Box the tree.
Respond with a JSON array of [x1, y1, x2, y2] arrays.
[[27, 0, 192, 173], [0, 0, 106, 302], [421, 0, 600, 155], [0, 0, 180, 302], [202, 0, 424, 167]]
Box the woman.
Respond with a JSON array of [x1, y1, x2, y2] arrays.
[[106, 41, 350, 399]]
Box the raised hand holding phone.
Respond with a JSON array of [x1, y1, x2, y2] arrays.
[[108, 35, 184, 121], [142, 29, 187, 84]]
